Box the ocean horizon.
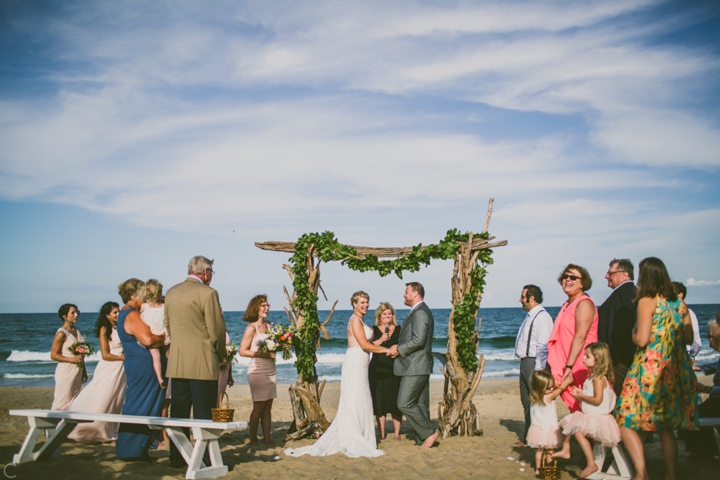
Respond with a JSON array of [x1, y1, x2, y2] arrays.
[[2, 304, 718, 388]]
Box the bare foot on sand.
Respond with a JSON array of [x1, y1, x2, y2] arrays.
[[551, 449, 571, 460], [264, 441, 276, 448], [421, 431, 439, 448], [580, 463, 598, 478], [394, 435, 401, 441]]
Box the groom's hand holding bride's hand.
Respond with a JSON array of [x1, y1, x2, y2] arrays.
[[386, 345, 399, 357]]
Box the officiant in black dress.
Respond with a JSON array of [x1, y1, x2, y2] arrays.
[[369, 302, 403, 440]]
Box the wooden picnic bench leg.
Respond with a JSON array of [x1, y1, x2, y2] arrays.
[[185, 427, 227, 480], [587, 443, 634, 480], [165, 427, 202, 468], [609, 445, 634, 478], [14, 418, 80, 464]]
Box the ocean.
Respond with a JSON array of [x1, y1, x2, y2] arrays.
[[2, 305, 718, 388]]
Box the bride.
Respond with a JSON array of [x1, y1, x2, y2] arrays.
[[285, 291, 389, 458]]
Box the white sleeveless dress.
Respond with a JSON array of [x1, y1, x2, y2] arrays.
[[285, 316, 384, 458]]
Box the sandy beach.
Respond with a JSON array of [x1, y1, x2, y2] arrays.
[[1, 378, 718, 480]]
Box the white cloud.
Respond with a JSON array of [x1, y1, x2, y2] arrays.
[[686, 278, 720, 287]]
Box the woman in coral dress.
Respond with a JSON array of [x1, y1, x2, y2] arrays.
[[546, 264, 598, 412], [68, 301, 126, 442], [615, 257, 698, 480], [50, 303, 87, 410]]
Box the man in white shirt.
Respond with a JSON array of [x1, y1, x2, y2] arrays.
[[514, 284, 553, 446], [672, 282, 702, 362]]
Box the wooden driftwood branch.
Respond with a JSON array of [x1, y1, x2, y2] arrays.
[[256, 237, 506, 257], [482, 197, 494, 234]]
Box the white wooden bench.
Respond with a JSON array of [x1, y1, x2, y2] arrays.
[[587, 442, 634, 480], [699, 417, 720, 428], [9, 409, 247, 480], [584, 418, 720, 480]]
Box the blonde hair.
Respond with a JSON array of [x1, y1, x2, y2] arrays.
[[585, 342, 614, 385], [374, 302, 397, 327], [118, 278, 144, 304], [350, 291, 369, 307], [140, 279, 163, 304], [529, 370, 555, 405]]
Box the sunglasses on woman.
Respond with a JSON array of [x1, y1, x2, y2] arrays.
[[561, 274, 581, 281]]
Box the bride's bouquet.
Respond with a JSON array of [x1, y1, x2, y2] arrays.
[[220, 341, 238, 371], [256, 324, 295, 361], [69, 339, 94, 369]]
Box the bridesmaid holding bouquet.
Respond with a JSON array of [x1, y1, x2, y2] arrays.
[[50, 303, 87, 410]]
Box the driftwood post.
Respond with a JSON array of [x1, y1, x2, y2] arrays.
[[255, 200, 506, 442]]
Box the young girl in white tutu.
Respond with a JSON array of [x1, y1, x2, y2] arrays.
[[552, 342, 621, 478], [527, 369, 573, 475]]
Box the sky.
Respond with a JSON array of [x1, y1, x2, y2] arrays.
[[1, 0, 719, 314]]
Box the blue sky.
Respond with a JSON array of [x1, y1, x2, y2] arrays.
[[1, 0, 719, 313]]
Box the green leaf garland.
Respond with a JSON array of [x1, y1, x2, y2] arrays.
[[288, 230, 494, 380]]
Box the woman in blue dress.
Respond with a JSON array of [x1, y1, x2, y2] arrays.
[[116, 278, 167, 460]]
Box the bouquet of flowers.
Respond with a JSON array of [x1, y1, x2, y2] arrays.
[[256, 324, 295, 361], [220, 341, 238, 371], [69, 339, 95, 369]]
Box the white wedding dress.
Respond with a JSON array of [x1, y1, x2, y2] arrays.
[[285, 315, 384, 458]]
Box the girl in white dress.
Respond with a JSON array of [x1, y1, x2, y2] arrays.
[[552, 342, 622, 478], [285, 291, 390, 458], [527, 369, 573, 475]]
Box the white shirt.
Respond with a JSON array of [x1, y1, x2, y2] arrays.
[[514, 305, 554, 370], [687, 308, 702, 360]]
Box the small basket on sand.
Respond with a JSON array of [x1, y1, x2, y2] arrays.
[[538, 450, 561, 480], [211, 392, 235, 422]]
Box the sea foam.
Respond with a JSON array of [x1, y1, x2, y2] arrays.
[[6, 350, 100, 363]]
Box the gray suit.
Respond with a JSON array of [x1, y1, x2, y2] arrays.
[[394, 302, 435, 441]]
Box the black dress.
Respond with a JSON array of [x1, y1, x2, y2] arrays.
[[368, 325, 402, 417]]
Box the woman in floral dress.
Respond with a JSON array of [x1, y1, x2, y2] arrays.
[[615, 257, 698, 480]]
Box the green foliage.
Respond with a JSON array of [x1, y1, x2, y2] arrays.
[[288, 230, 495, 381]]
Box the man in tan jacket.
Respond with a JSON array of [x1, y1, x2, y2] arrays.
[[164, 255, 227, 468]]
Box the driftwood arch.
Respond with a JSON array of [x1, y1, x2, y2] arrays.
[[255, 199, 507, 441]]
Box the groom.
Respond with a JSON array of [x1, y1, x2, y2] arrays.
[[388, 282, 440, 448]]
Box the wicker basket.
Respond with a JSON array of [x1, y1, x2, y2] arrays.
[[538, 450, 561, 480], [212, 392, 235, 422]]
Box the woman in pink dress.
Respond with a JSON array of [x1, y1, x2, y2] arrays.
[[50, 303, 87, 410], [239, 295, 276, 447], [68, 301, 126, 442], [546, 264, 599, 412]]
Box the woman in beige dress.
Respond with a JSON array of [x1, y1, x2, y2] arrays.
[[239, 295, 276, 447], [68, 301, 126, 442], [50, 303, 87, 410]]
